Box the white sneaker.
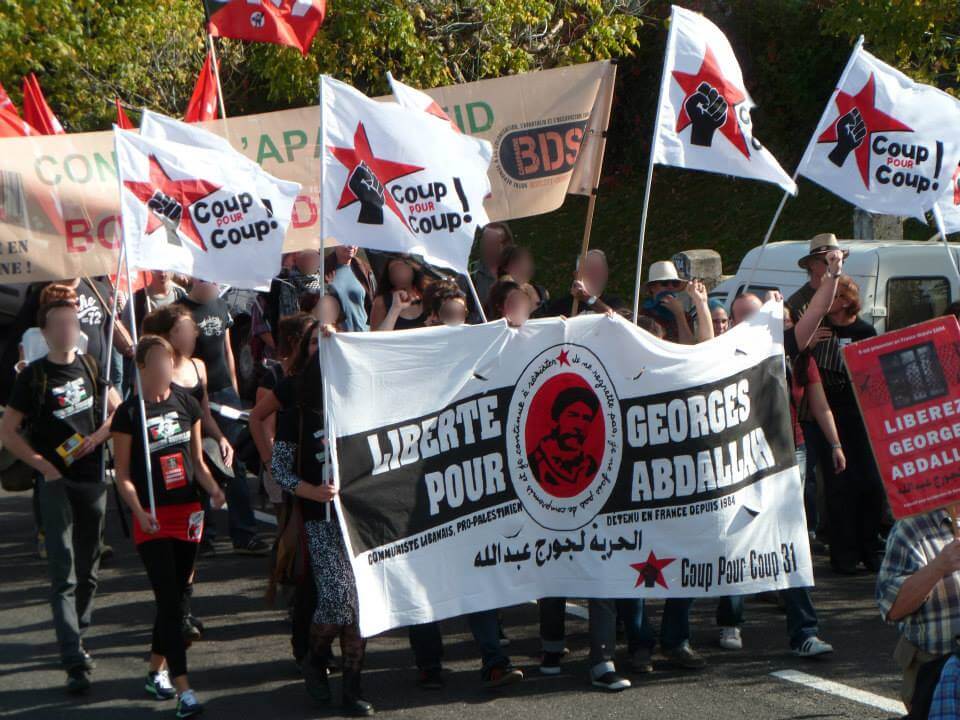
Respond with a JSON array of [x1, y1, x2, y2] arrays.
[[719, 627, 743, 650], [794, 636, 834, 658]]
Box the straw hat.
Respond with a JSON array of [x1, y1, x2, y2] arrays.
[[646, 260, 688, 286], [797, 233, 849, 269]]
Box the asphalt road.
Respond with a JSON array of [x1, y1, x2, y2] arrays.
[[0, 485, 907, 720]]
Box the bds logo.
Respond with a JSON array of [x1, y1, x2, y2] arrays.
[[495, 119, 587, 184]]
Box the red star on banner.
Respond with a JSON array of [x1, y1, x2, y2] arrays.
[[672, 45, 750, 158], [328, 121, 424, 228], [817, 73, 913, 189], [556, 349, 570, 366], [631, 551, 676, 589], [123, 154, 220, 251]]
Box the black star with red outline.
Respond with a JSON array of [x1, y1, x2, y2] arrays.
[[672, 45, 750, 159], [123, 154, 220, 251], [817, 73, 913, 189], [630, 550, 676, 589], [556, 349, 570, 366], [328, 121, 424, 229]]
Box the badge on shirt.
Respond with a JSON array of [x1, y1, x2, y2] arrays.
[[187, 510, 204, 542], [56, 433, 86, 467], [159, 451, 187, 490]]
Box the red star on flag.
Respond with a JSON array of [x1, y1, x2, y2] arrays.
[[672, 45, 750, 159], [329, 121, 424, 228], [556, 349, 570, 366], [630, 551, 676, 589], [123, 155, 221, 251], [817, 73, 913, 189]]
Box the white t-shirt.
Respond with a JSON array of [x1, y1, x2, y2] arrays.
[[20, 327, 89, 364]]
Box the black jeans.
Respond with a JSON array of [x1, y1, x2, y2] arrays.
[[205, 387, 258, 546], [138, 538, 198, 678]]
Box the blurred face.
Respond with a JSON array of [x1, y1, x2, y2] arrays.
[[297, 250, 322, 275], [438, 298, 468, 326], [150, 271, 172, 287], [319, 295, 341, 326], [481, 227, 506, 266], [711, 306, 729, 335], [388, 260, 414, 290], [503, 288, 533, 327], [731, 295, 762, 325], [168, 316, 198, 356], [508, 253, 534, 283], [647, 280, 685, 296], [139, 346, 174, 389], [335, 245, 358, 265], [582, 253, 609, 295], [191, 279, 219, 303], [42, 306, 81, 353], [805, 255, 828, 284]]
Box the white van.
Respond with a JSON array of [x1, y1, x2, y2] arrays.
[[710, 240, 960, 334]]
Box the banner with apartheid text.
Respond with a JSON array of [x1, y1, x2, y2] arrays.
[[0, 61, 614, 284], [325, 303, 813, 637]]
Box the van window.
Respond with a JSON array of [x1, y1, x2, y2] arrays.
[[886, 277, 951, 331]]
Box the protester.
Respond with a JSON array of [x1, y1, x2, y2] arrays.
[[708, 299, 729, 336], [637, 261, 711, 343], [486, 279, 535, 327], [267, 250, 324, 334], [112, 335, 225, 717], [471, 222, 513, 304], [496, 245, 550, 315], [730, 293, 762, 325], [369, 256, 428, 331], [323, 245, 375, 332], [549, 249, 623, 317], [300, 287, 346, 331], [133, 272, 187, 331], [0, 293, 122, 693], [423, 280, 469, 326], [176, 279, 267, 557], [877, 504, 960, 710]]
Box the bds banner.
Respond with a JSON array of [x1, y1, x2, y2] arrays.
[[843, 315, 960, 519], [325, 304, 813, 637], [0, 61, 614, 284]]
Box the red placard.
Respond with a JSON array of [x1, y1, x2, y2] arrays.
[[843, 315, 960, 518]]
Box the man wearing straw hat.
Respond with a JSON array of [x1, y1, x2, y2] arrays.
[[877, 505, 960, 710], [786, 233, 850, 321], [638, 259, 711, 344]]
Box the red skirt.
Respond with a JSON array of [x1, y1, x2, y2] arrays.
[[133, 502, 204, 546]]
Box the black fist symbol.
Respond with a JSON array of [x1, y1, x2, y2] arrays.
[[641, 564, 660, 588], [147, 190, 183, 246], [685, 82, 727, 147], [348, 162, 385, 225], [828, 108, 866, 167]]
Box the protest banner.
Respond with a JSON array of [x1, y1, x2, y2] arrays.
[[324, 303, 813, 637], [843, 315, 960, 519], [0, 60, 614, 284]]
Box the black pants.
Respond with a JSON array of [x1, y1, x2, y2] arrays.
[[138, 538, 197, 678], [292, 567, 317, 665], [826, 411, 885, 567]]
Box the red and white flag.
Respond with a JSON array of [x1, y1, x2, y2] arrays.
[[115, 98, 135, 130], [115, 115, 300, 289], [387, 73, 460, 132], [652, 5, 795, 194], [0, 106, 34, 138], [184, 52, 219, 123], [321, 75, 492, 273], [797, 43, 960, 221], [22, 74, 64, 135], [0, 82, 17, 115], [204, 0, 325, 56], [934, 165, 960, 235]]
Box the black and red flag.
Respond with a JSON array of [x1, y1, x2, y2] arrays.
[[204, 0, 326, 56]]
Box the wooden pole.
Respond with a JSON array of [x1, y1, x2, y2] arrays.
[[206, 33, 228, 120], [570, 193, 599, 317]]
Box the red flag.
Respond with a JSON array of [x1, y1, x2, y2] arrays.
[[115, 98, 135, 129], [184, 52, 219, 123], [0, 82, 17, 116], [0, 106, 34, 137], [22, 73, 65, 135], [204, 0, 325, 56]]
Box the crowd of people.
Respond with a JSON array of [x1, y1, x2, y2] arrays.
[[2, 225, 960, 718]]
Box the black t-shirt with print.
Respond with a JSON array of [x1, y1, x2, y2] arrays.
[[75, 279, 110, 370], [274, 370, 328, 521], [176, 296, 234, 393], [111, 387, 202, 508], [8, 356, 104, 482]]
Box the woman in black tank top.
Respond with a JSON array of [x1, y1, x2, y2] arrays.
[[369, 256, 427, 331]]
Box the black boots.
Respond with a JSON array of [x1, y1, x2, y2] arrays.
[[341, 669, 375, 717], [302, 649, 332, 703]]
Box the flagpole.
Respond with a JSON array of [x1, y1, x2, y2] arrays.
[[206, 33, 227, 120], [631, 12, 677, 323], [571, 62, 616, 317], [113, 129, 156, 521], [318, 76, 332, 524], [931, 203, 960, 285], [742, 35, 865, 292], [99, 241, 125, 487]]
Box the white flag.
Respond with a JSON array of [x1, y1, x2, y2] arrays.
[[797, 45, 960, 221], [321, 75, 492, 273], [933, 163, 960, 235], [653, 5, 796, 194], [115, 123, 300, 290], [139, 109, 239, 156], [386, 72, 460, 132]]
